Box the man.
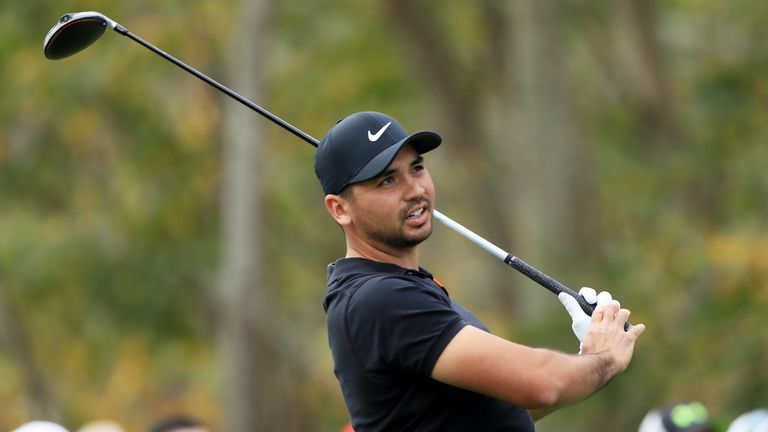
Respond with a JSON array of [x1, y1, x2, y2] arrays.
[[315, 111, 645, 431]]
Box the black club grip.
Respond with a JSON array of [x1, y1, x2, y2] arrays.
[[503, 254, 632, 331]]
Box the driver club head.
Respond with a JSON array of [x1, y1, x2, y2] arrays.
[[43, 11, 115, 60]]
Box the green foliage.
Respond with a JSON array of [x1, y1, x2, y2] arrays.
[[2, 0, 768, 430]]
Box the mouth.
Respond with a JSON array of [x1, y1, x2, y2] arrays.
[[404, 204, 430, 225], [406, 207, 426, 220]]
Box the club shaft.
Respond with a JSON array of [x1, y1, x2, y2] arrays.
[[112, 25, 319, 147], [106, 19, 625, 325], [432, 210, 577, 297], [433, 210, 631, 329], [432, 210, 507, 261]]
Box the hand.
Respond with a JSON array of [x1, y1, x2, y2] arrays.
[[579, 299, 646, 374], [558, 288, 614, 347]]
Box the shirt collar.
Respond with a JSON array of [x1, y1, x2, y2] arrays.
[[329, 257, 434, 280]]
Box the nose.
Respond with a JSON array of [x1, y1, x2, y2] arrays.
[[403, 174, 426, 201]]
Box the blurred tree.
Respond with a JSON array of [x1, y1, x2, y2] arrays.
[[0, 275, 58, 421], [2, 0, 768, 430], [383, 0, 526, 322], [217, 0, 306, 430], [381, 0, 596, 324], [504, 0, 595, 319]]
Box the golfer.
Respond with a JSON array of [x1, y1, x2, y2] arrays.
[[315, 111, 645, 431]]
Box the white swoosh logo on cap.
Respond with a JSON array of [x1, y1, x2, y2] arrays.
[[368, 122, 392, 142]]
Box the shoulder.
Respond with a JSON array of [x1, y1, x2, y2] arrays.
[[350, 273, 448, 311]]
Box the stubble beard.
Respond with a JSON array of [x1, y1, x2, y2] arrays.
[[369, 222, 432, 250], [361, 203, 433, 251]]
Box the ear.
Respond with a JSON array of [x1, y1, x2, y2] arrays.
[[324, 194, 352, 227]]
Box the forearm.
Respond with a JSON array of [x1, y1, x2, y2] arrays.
[[434, 301, 643, 423], [433, 325, 627, 412], [527, 351, 616, 421], [480, 347, 617, 421], [535, 349, 617, 412], [487, 347, 617, 415]]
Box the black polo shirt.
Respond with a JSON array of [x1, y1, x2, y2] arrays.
[[322, 257, 535, 431]]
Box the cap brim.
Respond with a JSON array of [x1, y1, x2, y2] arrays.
[[348, 131, 441, 185]]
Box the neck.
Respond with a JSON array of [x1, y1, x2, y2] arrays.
[[345, 240, 420, 271]]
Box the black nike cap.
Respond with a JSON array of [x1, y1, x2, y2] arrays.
[[314, 111, 442, 195]]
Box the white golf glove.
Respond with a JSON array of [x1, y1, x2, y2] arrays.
[[557, 287, 615, 350]]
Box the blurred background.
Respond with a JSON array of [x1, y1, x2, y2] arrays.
[[2, 0, 768, 430]]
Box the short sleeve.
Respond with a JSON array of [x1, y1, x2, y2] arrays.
[[345, 276, 467, 376]]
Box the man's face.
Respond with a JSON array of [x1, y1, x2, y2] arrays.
[[343, 144, 436, 252]]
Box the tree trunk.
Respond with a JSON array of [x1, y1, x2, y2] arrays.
[[622, 0, 679, 150], [505, 0, 595, 319], [217, 0, 303, 430], [581, 0, 679, 151], [384, 0, 521, 320], [0, 276, 59, 421]]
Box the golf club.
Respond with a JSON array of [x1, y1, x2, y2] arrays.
[[44, 11, 629, 327], [44, 11, 315, 146]]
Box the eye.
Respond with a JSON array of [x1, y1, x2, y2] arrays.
[[379, 176, 395, 187]]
